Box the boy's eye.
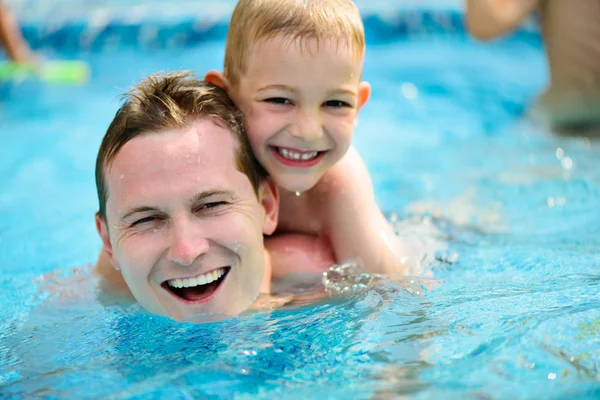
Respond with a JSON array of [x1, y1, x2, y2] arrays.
[[324, 100, 351, 108], [265, 97, 292, 105]]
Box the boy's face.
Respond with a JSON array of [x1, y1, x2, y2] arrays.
[[229, 36, 370, 193], [96, 119, 277, 322]]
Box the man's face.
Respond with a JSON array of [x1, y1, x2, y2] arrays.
[[228, 36, 371, 193], [96, 119, 277, 322]]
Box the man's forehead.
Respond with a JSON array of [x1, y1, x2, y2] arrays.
[[110, 120, 236, 169], [104, 120, 245, 205]]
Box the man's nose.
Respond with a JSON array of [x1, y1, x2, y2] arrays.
[[167, 218, 209, 267], [289, 109, 323, 142]]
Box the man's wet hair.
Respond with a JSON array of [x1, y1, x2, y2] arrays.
[[95, 71, 267, 220]]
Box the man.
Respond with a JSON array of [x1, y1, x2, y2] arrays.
[[95, 72, 333, 322], [465, 0, 600, 131]]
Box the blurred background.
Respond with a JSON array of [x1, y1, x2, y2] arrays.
[[3, 1, 600, 399]]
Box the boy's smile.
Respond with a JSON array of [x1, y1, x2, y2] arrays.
[[229, 36, 370, 193], [271, 146, 327, 167]]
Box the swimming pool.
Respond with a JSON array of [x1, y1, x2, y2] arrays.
[[1, 1, 599, 398]]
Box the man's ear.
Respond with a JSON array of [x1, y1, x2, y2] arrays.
[[95, 212, 120, 269], [258, 177, 279, 235], [204, 70, 229, 91]]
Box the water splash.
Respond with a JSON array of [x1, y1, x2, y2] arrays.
[[322, 260, 379, 295]]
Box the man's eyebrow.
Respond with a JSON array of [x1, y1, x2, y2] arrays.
[[120, 206, 160, 222], [190, 189, 237, 204], [118, 190, 236, 222]]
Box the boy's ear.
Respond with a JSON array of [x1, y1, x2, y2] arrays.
[[258, 177, 279, 236], [204, 70, 229, 91], [357, 81, 371, 112], [95, 212, 120, 269]]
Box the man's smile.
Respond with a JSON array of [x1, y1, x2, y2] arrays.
[[162, 266, 231, 304]]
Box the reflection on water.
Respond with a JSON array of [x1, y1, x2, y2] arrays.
[[2, 266, 438, 398], [2, 208, 600, 398]]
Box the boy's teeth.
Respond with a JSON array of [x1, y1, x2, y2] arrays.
[[277, 148, 319, 161], [167, 268, 226, 289]]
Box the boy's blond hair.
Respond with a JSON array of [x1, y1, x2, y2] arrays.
[[224, 0, 365, 87]]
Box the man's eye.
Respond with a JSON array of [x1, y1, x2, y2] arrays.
[[265, 97, 292, 105], [197, 202, 228, 212], [131, 216, 158, 227], [324, 100, 351, 108]]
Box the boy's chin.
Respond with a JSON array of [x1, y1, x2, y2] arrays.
[[268, 167, 326, 193], [276, 177, 322, 194]]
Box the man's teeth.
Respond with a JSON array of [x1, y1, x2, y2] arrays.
[[167, 268, 226, 289], [277, 148, 319, 161]]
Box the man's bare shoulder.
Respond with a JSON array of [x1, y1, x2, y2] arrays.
[[34, 264, 135, 309]]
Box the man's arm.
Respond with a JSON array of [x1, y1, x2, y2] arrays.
[[319, 147, 422, 275], [465, 0, 539, 40], [0, 1, 32, 62]]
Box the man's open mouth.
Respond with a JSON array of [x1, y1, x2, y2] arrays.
[[162, 267, 230, 304]]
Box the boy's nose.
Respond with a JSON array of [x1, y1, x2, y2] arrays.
[[167, 219, 210, 267], [290, 111, 323, 142]]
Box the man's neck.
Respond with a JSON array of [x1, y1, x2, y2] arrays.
[[260, 247, 272, 293]]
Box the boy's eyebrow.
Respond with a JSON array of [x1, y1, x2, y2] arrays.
[[119, 190, 236, 222], [257, 84, 297, 93], [257, 85, 356, 97], [326, 88, 357, 97]]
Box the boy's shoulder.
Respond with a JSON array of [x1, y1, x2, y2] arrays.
[[312, 146, 373, 201]]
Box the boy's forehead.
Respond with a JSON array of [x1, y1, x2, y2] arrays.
[[250, 34, 362, 61], [241, 35, 364, 84]]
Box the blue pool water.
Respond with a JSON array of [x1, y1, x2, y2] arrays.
[[1, 2, 599, 398]]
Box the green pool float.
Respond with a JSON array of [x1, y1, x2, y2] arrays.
[[0, 60, 90, 84]]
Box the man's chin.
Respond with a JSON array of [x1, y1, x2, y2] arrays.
[[160, 296, 258, 323], [180, 311, 234, 324]]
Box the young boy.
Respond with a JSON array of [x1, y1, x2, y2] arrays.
[[205, 0, 423, 276], [465, 0, 600, 131]]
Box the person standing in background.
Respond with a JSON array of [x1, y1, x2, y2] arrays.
[[0, 0, 35, 63], [465, 0, 600, 133]]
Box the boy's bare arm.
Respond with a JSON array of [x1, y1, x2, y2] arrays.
[[318, 147, 418, 275], [465, 0, 539, 40]]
